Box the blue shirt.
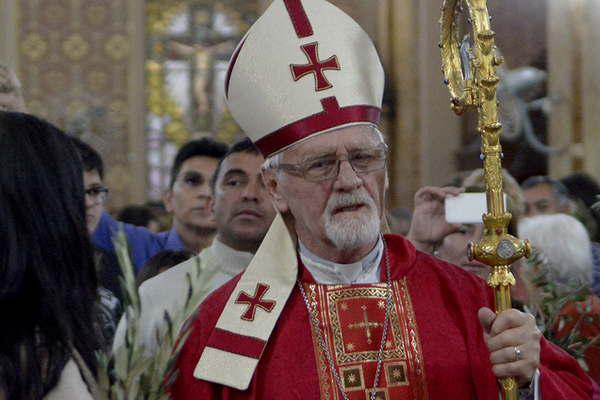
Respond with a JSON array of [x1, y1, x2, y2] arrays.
[[592, 242, 600, 296], [92, 212, 186, 271]]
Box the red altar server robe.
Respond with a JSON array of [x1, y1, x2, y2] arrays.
[[171, 235, 593, 399]]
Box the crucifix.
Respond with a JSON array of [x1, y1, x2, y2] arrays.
[[348, 304, 382, 345]]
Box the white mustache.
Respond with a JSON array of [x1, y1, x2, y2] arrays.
[[325, 190, 375, 215]]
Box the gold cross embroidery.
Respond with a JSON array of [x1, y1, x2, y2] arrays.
[[348, 304, 382, 344]]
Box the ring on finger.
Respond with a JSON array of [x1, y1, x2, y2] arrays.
[[513, 346, 522, 362]]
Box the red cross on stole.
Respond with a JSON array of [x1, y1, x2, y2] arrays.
[[290, 42, 341, 92], [235, 283, 277, 321]]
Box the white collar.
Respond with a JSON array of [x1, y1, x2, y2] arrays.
[[299, 237, 383, 285], [207, 239, 255, 276]]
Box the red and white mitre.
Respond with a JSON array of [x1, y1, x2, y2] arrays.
[[193, 0, 386, 390], [225, 0, 385, 156]]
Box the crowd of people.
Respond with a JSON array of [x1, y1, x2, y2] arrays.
[[2, 0, 600, 399]]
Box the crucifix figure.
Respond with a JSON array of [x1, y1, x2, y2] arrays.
[[348, 304, 382, 344]]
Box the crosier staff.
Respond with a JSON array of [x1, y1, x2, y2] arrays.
[[439, 1, 531, 399]]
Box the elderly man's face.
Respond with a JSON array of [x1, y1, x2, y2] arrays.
[[266, 125, 386, 258]]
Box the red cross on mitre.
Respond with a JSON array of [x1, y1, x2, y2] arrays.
[[234, 283, 277, 321], [290, 42, 341, 92]]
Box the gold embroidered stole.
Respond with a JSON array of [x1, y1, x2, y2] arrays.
[[304, 278, 429, 400]]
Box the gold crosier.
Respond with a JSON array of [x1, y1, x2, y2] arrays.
[[439, 1, 531, 399]]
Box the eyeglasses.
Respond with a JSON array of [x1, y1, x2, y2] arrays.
[[277, 145, 388, 182], [85, 186, 109, 204]]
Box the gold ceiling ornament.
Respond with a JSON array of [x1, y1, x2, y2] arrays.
[[87, 70, 109, 91], [62, 34, 90, 61], [439, 1, 531, 399], [21, 33, 48, 61], [104, 34, 130, 61]]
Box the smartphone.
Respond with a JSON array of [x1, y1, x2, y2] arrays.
[[444, 192, 507, 224]]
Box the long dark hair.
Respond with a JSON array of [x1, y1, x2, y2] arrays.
[[0, 112, 99, 398]]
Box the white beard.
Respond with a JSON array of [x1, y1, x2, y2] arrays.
[[322, 190, 380, 251]]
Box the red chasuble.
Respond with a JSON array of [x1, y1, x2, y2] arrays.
[[171, 235, 593, 399]]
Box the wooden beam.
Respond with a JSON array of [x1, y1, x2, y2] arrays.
[[0, 0, 18, 68], [386, 0, 421, 208], [581, 0, 600, 183], [547, 0, 576, 178], [417, 0, 461, 188]]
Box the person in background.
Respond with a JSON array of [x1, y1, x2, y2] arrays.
[[0, 112, 99, 399], [561, 173, 600, 296], [172, 1, 590, 396], [70, 138, 123, 303], [92, 138, 228, 271], [69, 136, 122, 348], [112, 138, 276, 354], [0, 65, 26, 112], [117, 204, 160, 233], [407, 169, 529, 303], [408, 168, 524, 265], [561, 172, 600, 213], [135, 249, 195, 287], [519, 213, 600, 384], [522, 175, 572, 218], [523, 174, 600, 298]]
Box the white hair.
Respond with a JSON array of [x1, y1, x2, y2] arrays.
[[518, 214, 592, 286], [262, 124, 386, 171]]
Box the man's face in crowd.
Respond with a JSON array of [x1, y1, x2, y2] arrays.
[[165, 156, 219, 231], [0, 68, 26, 112], [266, 125, 386, 255], [212, 151, 275, 252], [84, 169, 106, 234], [523, 183, 568, 217]]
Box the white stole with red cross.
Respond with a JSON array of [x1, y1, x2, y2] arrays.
[[193, 213, 298, 390]]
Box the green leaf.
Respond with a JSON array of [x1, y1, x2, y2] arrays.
[[95, 225, 216, 399]]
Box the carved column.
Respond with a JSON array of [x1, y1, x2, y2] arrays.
[[416, 0, 462, 190], [581, 0, 600, 183], [383, 0, 421, 208], [547, 0, 600, 182], [127, 1, 147, 203], [547, 1, 579, 178], [380, 0, 462, 208]]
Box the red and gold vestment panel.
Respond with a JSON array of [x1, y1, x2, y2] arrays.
[[304, 279, 429, 400]]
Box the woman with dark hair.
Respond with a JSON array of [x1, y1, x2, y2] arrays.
[[0, 112, 99, 399]]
